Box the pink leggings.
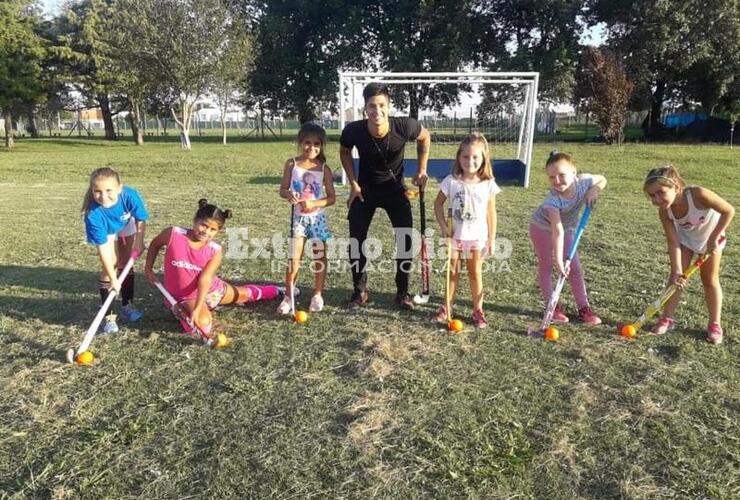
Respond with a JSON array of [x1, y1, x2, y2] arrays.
[[529, 223, 590, 309]]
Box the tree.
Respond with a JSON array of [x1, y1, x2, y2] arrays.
[[473, 0, 585, 126], [358, 0, 490, 118], [478, 0, 584, 103], [680, 0, 740, 146], [116, 0, 251, 149], [714, 77, 740, 148], [585, 0, 737, 136], [35, 17, 76, 137], [145, 87, 179, 137], [100, 0, 156, 146], [211, 18, 254, 145], [54, 0, 123, 140], [248, 0, 364, 123], [577, 47, 633, 144], [0, 0, 45, 149]]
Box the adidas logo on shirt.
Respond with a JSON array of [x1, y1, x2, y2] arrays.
[[170, 260, 202, 272]]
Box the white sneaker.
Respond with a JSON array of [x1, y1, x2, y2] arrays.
[[309, 294, 324, 312], [277, 297, 292, 315]]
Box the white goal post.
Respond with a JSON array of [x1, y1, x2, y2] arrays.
[[338, 71, 539, 187]]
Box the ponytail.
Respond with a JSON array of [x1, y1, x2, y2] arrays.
[[195, 198, 232, 227]]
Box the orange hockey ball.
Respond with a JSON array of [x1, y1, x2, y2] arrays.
[[214, 333, 231, 349], [448, 319, 463, 332], [620, 324, 637, 338], [544, 326, 559, 341], [75, 351, 94, 365], [294, 310, 308, 324]]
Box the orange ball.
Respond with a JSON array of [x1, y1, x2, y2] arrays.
[[294, 310, 308, 324], [620, 324, 637, 338], [544, 326, 559, 341], [75, 351, 94, 365], [214, 333, 231, 349], [448, 319, 463, 332]]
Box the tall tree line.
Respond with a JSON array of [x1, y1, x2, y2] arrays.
[[1, 0, 738, 148]]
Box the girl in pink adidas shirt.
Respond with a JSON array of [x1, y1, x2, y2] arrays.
[[145, 199, 283, 339]]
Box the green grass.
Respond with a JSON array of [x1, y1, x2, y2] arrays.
[[1, 137, 739, 498]]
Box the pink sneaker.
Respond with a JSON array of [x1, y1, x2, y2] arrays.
[[578, 306, 602, 326], [433, 306, 448, 323], [651, 317, 675, 335], [551, 304, 569, 323], [472, 309, 488, 329], [707, 322, 723, 345]]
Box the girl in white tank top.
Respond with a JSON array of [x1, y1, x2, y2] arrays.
[[666, 187, 720, 254], [643, 166, 734, 344]]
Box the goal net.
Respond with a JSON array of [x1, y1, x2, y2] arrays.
[[338, 72, 539, 187]]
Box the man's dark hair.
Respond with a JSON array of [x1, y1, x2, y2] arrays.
[[362, 82, 390, 103]]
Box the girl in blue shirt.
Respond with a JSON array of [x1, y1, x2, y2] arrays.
[[82, 167, 148, 333]]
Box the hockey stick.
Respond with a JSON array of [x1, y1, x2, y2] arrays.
[[153, 281, 214, 347], [444, 208, 453, 322], [413, 186, 430, 304], [289, 203, 296, 316], [622, 236, 724, 334], [528, 206, 592, 338], [67, 252, 138, 364]]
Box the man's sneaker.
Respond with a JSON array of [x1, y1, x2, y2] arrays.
[[346, 290, 368, 311], [651, 317, 675, 335], [394, 293, 414, 311], [433, 305, 448, 323], [309, 294, 324, 313], [276, 297, 292, 315], [101, 314, 119, 334], [551, 304, 569, 323], [578, 306, 602, 326], [472, 309, 488, 329], [707, 322, 723, 345], [119, 305, 143, 322]]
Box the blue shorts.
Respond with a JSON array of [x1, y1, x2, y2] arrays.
[[293, 213, 332, 242]]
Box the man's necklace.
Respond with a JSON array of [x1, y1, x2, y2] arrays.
[[371, 132, 390, 164]]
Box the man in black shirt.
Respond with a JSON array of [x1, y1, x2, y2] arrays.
[[339, 82, 431, 310]]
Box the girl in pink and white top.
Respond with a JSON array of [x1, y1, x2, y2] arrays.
[[145, 199, 283, 339], [643, 165, 734, 344], [277, 123, 336, 315], [434, 133, 500, 329], [529, 151, 606, 326]]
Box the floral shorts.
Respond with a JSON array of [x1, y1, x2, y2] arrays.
[[172, 278, 226, 336], [293, 213, 332, 242], [203, 277, 228, 310]]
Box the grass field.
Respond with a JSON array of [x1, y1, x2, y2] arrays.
[[1, 137, 738, 498]]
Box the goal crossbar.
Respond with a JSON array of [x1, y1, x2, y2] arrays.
[[338, 71, 539, 188]]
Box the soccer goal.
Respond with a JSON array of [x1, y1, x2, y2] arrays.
[[338, 71, 539, 187]]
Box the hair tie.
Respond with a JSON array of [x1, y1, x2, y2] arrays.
[[646, 175, 676, 185]]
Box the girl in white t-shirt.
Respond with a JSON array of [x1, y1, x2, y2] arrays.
[[433, 133, 500, 328]]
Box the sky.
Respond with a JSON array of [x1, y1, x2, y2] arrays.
[[39, 0, 63, 16]]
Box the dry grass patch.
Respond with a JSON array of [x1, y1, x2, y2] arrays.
[[344, 393, 397, 454], [362, 333, 412, 364]]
